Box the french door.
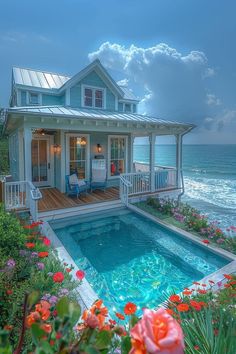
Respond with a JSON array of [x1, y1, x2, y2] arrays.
[[31, 136, 53, 187]]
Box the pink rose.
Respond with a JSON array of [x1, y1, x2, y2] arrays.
[[130, 308, 184, 354]]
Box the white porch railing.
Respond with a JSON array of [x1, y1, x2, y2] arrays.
[[120, 168, 178, 205], [4, 180, 42, 221]]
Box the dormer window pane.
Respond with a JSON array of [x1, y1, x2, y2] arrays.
[[84, 88, 93, 107], [124, 103, 131, 112], [29, 93, 39, 105], [95, 90, 103, 108]]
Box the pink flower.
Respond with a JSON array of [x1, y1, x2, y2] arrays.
[[85, 314, 99, 329], [76, 270, 85, 280], [130, 308, 184, 354], [43, 237, 51, 246]]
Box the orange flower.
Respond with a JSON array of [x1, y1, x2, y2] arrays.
[[41, 324, 52, 333], [26, 311, 41, 327], [166, 308, 174, 316], [4, 325, 13, 331], [25, 242, 35, 249], [197, 289, 207, 295], [177, 303, 189, 312], [115, 312, 125, 320], [183, 289, 192, 296], [83, 300, 108, 330], [169, 294, 182, 303], [198, 301, 207, 307], [38, 251, 49, 258], [130, 308, 184, 354], [224, 274, 233, 280], [124, 302, 137, 315]]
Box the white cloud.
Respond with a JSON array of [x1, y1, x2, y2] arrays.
[[89, 42, 215, 125], [117, 78, 129, 87], [206, 94, 221, 106]]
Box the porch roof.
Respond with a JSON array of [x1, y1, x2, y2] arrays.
[[8, 105, 194, 127]]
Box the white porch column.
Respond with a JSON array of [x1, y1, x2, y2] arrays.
[[60, 130, 66, 193], [176, 134, 183, 189], [130, 134, 135, 172], [149, 133, 156, 192], [23, 127, 32, 182]]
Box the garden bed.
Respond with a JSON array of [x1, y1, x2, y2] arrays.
[[134, 197, 236, 254]]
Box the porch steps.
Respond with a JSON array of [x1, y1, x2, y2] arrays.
[[38, 199, 123, 221]]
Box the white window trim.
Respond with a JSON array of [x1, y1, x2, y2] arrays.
[[65, 133, 90, 181], [26, 91, 42, 106], [81, 84, 106, 109], [108, 135, 128, 179]]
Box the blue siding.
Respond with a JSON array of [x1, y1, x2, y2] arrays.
[[21, 91, 27, 106], [42, 94, 62, 105], [133, 104, 137, 113], [118, 102, 123, 112], [70, 70, 116, 110]]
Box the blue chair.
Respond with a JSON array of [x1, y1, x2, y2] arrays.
[[65, 175, 89, 198]]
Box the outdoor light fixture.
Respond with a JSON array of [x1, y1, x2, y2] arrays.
[[53, 144, 61, 154], [97, 144, 102, 153]]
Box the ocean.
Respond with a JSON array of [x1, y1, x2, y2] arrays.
[[133, 144, 236, 230]]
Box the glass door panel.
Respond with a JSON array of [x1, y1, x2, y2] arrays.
[[31, 138, 50, 186]]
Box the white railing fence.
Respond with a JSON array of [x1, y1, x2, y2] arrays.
[[4, 180, 42, 221], [120, 167, 179, 205]]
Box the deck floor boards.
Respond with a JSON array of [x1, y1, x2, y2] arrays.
[[38, 187, 119, 212]]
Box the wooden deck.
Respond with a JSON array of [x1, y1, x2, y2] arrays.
[[38, 187, 119, 212]]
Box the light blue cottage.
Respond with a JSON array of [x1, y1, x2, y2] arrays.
[[3, 59, 194, 217]]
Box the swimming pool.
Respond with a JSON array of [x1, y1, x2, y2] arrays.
[[50, 208, 229, 315]]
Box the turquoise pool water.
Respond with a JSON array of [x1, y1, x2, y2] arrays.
[[50, 208, 229, 315]]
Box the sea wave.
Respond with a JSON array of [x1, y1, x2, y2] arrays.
[[184, 176, 236, 210]]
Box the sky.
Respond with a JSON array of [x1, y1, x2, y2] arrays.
[[0, 0, 236, 144]]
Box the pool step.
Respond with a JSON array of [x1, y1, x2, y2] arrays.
[[39, 199, 123, 221]]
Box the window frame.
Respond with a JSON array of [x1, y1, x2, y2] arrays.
[[65, 133, 90, 180], [108, 135, 128, 179], [27, 92, 42, 106], [81, 85, 106, 109]]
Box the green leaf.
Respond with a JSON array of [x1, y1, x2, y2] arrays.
[[31, 323, 45, 346], [68, 301, 81, 325], [56, 296, 70, 319], [83, 346, 100, 354], [121, 336, 132, 354], [27, 291, 40, 309], [130, 314, 139, 328], [95, 330, 112, 350]]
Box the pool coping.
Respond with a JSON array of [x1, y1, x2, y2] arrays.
[[40, 205, 236, 311]]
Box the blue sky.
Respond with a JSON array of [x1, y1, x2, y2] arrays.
[[0, 0, 236, 143]]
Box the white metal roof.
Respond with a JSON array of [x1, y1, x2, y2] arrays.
[[8, 105, 192, 127], [13, 67, 70, 89], [118, 86, 139, 101]]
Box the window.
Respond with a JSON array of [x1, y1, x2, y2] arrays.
[[68, 136, 88, 179], [109, 136, 127, 177], [83, 86, 104, 108], [84, 88, 93, 107], [124, 103, 131, 112], [29, 92, 39, 105]]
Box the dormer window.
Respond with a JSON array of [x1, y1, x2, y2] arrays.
[[124, 103, 131, 112], [29, 92, 39, 105], [83, 86, 105, 109]]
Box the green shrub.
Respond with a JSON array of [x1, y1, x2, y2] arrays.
[[0, 206, 26, 258]]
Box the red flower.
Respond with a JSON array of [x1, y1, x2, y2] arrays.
[[66, 268, 72, 273], [183, 289, 192, 296], [177, 303, 189, 312], [6, 289, 13, 295], [76, 270, 85, 280], [109, 319, 116, 326], [124, 302, 137, 315], [25, 242, 35, 249], [194, 345, 200, 350], [38, 251, 49, 258], [53, 272, 64, 283], [197, 289, 207, 294], [56, 332, 62, 339], [198, 301, 207, 307], [43, 237, 51, 246], [193, 281, 200, 285], [169, 294, 182, 303], [208, 280, 215, 285], [201, 284, 207, 287], [202, 239, 210, 245], [115, 312, 125, 320], [223, 274, 233, 280], [190, 300, 202, 311]]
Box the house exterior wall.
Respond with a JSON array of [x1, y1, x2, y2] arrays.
[[8, 129, 20, 181], [42, 94, 65, 106]]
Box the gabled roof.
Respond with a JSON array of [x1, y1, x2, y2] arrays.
[[12, 60, 139, 101]]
